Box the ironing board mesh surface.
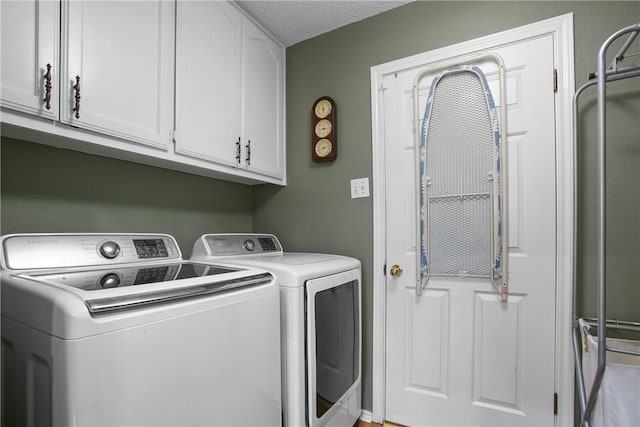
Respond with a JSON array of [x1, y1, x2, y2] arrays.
[[424, 70, 495, 276]]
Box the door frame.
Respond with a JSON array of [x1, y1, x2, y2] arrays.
[[369, 14, 575, 426]]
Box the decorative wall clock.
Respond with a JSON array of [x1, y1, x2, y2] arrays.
[[311, 97, 337, 162]]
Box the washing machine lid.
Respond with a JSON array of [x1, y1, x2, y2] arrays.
[[28, 261, 239, 291], [0, 233, 278, 339], [3, 265, 275, 338], [14, 262, 272, 314]]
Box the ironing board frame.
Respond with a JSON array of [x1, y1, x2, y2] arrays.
[[412, 52, 508, 299]]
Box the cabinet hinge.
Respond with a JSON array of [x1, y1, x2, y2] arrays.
[[553, 69, 558, 93], [553, 392, 558, 415], [171, 129, 177, 143]]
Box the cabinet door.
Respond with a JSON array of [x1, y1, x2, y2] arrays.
[[242, 17, 285, 179], [1, 0, 59, 119], [175, 0, 242, 166], [61, 1, 174, 149]]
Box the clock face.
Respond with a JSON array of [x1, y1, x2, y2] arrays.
[[315, 119, 332, 138], [314, 99, 333, 119], [314, 138, 333, 158]]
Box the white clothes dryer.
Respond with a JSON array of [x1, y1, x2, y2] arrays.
[[1, 233, 282, 426], [191, 233, 362, 427]]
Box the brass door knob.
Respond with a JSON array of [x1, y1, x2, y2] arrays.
[[390, 264, 403, 277]]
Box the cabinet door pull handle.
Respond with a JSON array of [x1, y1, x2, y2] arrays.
[[246, 140, 251, 165], [43, 64, 53, 110], [236, 137, 241, 164], [73, 75, 81, 119]]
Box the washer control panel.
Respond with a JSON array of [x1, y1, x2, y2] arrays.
[[1, 234, 181, 270], [202, 234, 283, 257]]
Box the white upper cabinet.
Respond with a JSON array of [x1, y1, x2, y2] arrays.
[[1, 0, 59, 119], [175, 2, 285, 182], [175, 1, 242, 166], [1, 0, 285, 185], [61, 1, 175, 149], [242, 16, 285, 180]]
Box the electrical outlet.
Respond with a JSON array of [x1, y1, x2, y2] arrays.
[[350, 177, 370, 199]]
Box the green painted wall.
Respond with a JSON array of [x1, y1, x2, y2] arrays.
[[253, 1, 640, 411], [1, 137, 253, 255]]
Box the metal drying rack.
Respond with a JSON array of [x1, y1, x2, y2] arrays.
[[572, 22, 640, 427]]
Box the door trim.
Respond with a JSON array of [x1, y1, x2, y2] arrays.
[[370, 13, 575, 425]]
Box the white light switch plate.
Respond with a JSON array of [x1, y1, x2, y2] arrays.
[[350, 178, 370, 199]]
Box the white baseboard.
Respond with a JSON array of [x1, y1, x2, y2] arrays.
[[360, 409, 374, 423]]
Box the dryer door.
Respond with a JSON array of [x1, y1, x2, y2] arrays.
[[305, 268, 361, 427]]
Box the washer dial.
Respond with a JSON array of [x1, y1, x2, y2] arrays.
[[99, 241, 121, 259], [100, 273, 121, 288], [243, 239, 256, 252]]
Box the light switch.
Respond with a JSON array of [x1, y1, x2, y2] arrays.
[[350, 178, 370, 199]]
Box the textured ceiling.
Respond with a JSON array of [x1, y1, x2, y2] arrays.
[[235, 0, 414, 47]]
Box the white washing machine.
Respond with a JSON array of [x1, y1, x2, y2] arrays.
[[1, 233, 281, 426], [191, 233, 362, 427]]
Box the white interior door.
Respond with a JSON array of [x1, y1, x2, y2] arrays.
[[383, 33, 558, 426]]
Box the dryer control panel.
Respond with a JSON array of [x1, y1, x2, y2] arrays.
[[199, 234, 283, 257]]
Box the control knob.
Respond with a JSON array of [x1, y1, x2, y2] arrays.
[[100, 273, 121, 289], [243, 239, 256, 252], [99, 241, 121, 259]]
